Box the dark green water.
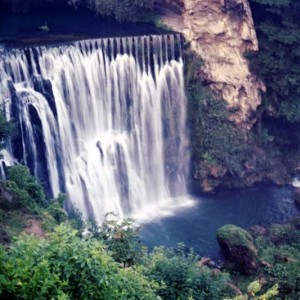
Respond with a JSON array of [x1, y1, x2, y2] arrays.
[[140, 184, 300, 260]]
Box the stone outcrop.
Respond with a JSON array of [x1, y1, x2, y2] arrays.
[[217, 224, 258, 274], [158, 0, 264, 126]]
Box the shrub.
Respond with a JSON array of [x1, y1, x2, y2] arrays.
[[0, 223, 158, 300], [88, 213, 143, 267], [7, 165, 45, 209], [145, 244, 231, 300]]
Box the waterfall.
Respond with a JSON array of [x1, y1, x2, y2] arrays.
[[0, 34, 189, 222]]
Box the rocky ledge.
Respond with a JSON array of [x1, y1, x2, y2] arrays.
[[158, 0, 264, 127]]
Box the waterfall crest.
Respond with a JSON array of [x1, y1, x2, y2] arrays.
[[0, 35, 189, 222]]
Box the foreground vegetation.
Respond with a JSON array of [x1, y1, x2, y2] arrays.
[[0, 162, 299, 299]]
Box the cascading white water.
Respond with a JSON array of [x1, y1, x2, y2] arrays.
[[0, 35, 189, 222]]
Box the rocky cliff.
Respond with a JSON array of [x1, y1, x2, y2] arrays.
[[157, 0, 264, 126]]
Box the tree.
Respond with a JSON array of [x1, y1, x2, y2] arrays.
[[247, 0, 300, 122]]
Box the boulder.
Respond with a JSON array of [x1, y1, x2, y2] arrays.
[[216, 224, 258, 274]]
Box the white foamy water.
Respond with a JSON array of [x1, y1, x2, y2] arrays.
[[0, 35, 189, 223]]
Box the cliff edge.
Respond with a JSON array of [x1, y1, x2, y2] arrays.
[[158, 0, 264, 126]]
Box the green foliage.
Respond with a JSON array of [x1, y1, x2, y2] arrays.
[[224, 281, 279, 300], [46, 193, 67, 224], [88, 213, 143, 267], [145, 244, 231, 300], [67, 204, 85, 232], [268, 223, 300, 245], [4, 165, 45, 210], [248, 0, 300, 123], [254, 221, 300, 299], [0, 209, 27, 243], [0, 223, 158, 300]]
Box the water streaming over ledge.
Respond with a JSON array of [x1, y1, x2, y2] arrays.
[[0, 34, 190, 222]]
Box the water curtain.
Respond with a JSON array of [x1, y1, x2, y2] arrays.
[[0, 34, 188, 222]]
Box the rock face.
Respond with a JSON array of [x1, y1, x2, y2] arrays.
[[159, 0, 264, 126], [216, 225, 258, 274]]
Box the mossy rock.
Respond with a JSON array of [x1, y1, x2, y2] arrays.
[[216, 225, 258, 274]]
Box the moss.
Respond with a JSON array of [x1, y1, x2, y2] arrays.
[[217, 225, 255, 250], [217, 225, 258, 274]]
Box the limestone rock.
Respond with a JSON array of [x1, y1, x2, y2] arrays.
[[216, 224, 258, 274], [159, 0, 265, 126]]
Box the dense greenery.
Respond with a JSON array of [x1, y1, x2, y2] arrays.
[[250, 0, 300, 122], [144, 245, 231, 300], [6, 165, 46, 208], [0, 224, 158, 300], [252, 218, 300, 299], [248, 0, 300, 123], [0, 163, 298, 300], [87, 214, 144, 268], [236, 0, 300, 183]]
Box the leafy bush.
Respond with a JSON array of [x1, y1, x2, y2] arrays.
[[224, 280, 279, 300], [87, 213, 143, 267], [47, 193, 67, 224], [4, 165, 45, 210], [254, 221, 300, 299], [145, 244, 231, 300], [269, 223, 300, 245], [0, 223, 158, 300]]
